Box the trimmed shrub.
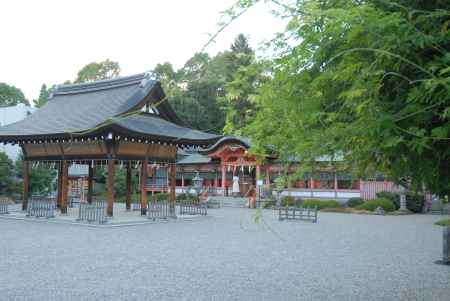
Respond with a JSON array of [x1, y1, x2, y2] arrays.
[[176, 193, 187, 201], [301, 199, 339, 210], [155, 193, 169, 201], [356, 198, 396, 212], [347, 197, 364, 208], [406, 193, 425, 213], [262, 200, 275, 209], [280, 196, 299, 207], [376, 191, 400, 209]]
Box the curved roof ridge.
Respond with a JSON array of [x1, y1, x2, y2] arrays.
[[53, 73, 148, 96], [199, 136, 250, 154]]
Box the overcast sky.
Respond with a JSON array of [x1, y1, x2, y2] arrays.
[[0, 0, 285, 102]]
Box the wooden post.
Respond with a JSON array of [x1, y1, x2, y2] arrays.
[[22, 160, 29, 211], [221, 165, 227, 196], [169, 163, 176, 215], [60, 160, 69, 214], [57, 162, 63, 208], [125, 161, 132, 211], [140, 158, 148, 215], [87, 161, 94, 204], [106, 159, 115, 217], [334, 171, 338, 199]]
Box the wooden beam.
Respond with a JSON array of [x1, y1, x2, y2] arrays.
[[106, 158, 115, 217], [169, 163, 176, 214], [60, 160, 69, 214], [22, 160, 29, 211], [87, 161, 94, 204], [125, 161, 132, 211], [140, 158, 148, 215]]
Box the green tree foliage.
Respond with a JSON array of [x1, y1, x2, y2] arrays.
[[154, 53, 227, 133], [221, 34, 267, 135], [34, 84, 51, 108], [75, 59, 121, 83], [0, 152, 19, 196], [153, 34, 264, 134], [241, 0, 450, 196], [0, 82, 29, 106], [15, 154, 56, 196]]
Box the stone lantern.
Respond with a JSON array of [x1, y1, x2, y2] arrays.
[[193, 171, 203, 196]]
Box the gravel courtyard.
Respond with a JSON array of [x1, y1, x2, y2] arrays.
[[0, 208, 449, 301]]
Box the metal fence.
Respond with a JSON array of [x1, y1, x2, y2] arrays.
[[179, 200, 207, 216], [0, 199, 9, 215], [278, 206, 318, 223], [147, 200, 173, 220], [77, 201, 107, 224], [27, 198, 56, 218]]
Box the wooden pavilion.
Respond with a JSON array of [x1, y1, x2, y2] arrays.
[[0, 73, 221, 216]]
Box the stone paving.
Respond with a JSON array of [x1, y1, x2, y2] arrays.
[[0, 208, 449, 300]]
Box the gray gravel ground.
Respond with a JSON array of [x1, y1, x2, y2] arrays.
[[0, 208, 449, 301]]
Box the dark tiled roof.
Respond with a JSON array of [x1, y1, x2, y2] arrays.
[[198, 136, 250, 153], [177, 153, 212, 165], [0, 73, 154, 137], [0, 73, 220, 145], [112, 113, 220, 144]]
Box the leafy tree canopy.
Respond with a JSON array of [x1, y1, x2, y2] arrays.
[[0, 82, 29, 106], [15, 153, 56, 196], [75, 59, 121, 83], [34, 83, 51, 108], [0, 152, 19, 197], [236, 0, 450, 196]]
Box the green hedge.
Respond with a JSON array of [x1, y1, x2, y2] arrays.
[[347, 197, 364, 208], [376, 191, 400, 209], [301, 199, 339, 210], [376, 191, 425, 212], [356, 198, 396, 212], [280, 196, 300, 207]]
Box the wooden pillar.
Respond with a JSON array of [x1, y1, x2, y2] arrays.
[[60, 160, 69, 214], [221, 165, 227, 196], [181, 172, 185, 188], [265, 166, 270, 186], [140, 158, 148, 215], [125, 161, 132, 211], [22, 160, 29, 211], [169, 163, 176, 214], [334, 171, 338, 199], [56, 162, 62, 208], [334, 172, 338, 190], [106, 159, 115, 217], [87, 162, 94, 203]]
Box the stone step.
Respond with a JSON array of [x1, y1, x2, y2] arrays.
[[210, 197, 248, 208]]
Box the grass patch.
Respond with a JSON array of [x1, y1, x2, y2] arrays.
[[435, 219, 450, 226]]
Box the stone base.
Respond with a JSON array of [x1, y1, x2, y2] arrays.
[[394, 208, 413, 215]]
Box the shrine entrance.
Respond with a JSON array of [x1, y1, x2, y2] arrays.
[[204, 138, 260, 197]]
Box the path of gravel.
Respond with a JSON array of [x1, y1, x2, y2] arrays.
[[0, 209, 448, 300]]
